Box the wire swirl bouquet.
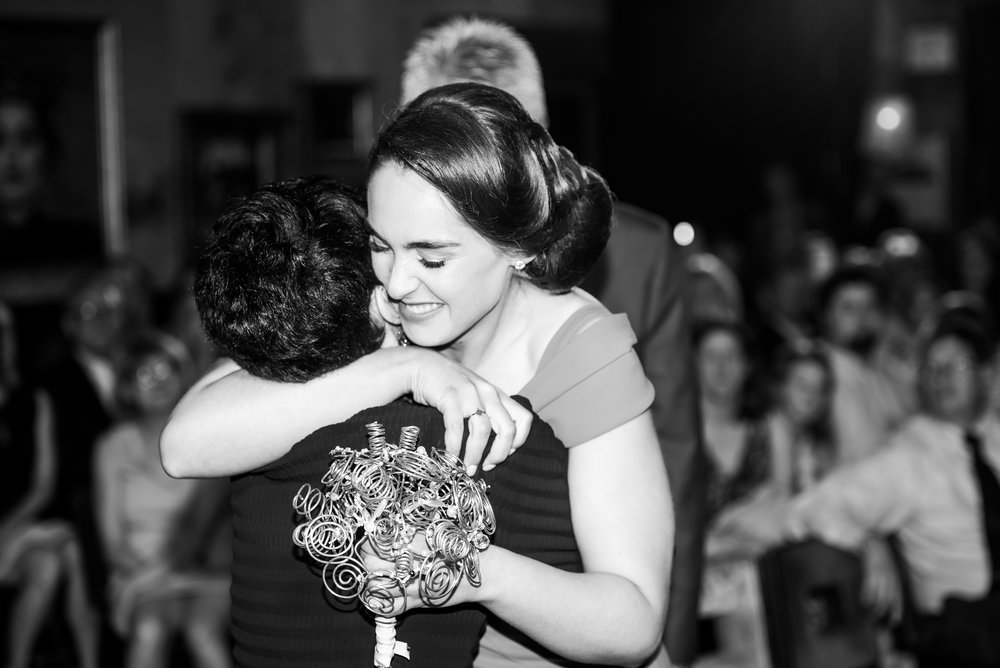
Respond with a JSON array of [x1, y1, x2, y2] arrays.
[[293, 422, 495, 667]]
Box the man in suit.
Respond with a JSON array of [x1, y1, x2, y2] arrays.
[[400, 17, 708, 666]]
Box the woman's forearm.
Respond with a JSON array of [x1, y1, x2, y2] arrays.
[[160, 350, 414, 478], [472, 414, 671, 665], [160, 348, 531, 478], [475, 547, 665, 665]]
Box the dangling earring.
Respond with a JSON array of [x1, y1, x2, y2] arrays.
[[513, 260, 526, 271]]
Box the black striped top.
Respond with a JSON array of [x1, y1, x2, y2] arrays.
[[229, 397, 576, 668]]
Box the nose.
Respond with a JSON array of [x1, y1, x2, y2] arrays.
[[383, 256, 420, 301]]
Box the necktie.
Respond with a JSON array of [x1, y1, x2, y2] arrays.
[[966, 430, 1000, 589]]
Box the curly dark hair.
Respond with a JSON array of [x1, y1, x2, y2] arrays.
[[195, 176, 383, 382]]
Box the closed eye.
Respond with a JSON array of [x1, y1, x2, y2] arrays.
[[418, 257, 446, 269], [369, 238, 390, 253]]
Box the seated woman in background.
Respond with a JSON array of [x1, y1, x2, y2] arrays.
[[764, 342, 837, 495], [0, 301, 100, 668], [694, 321, 771, 547], [94, 331, 230, 668]]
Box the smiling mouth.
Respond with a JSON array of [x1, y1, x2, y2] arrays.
[[398, 302, 443, 319]]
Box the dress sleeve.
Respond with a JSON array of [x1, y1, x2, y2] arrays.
[[520, 304, 654, 448]]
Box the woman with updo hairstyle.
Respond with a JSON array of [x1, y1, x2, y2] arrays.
[[363, 82, 670, 667], [163, 82, 671, 668], [365, 82, 612, 294]]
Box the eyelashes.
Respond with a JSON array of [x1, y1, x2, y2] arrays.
[[369, 239, 446, 269]]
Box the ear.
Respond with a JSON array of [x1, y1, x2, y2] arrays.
[[510, 255, 536, 272], [371, 285, 401, 327]]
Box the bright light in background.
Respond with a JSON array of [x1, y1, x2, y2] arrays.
[[863, 94, 913, 157], [876, 104, 902, 131], [882, 229, 921, 257], [674, 221, 695, 247]]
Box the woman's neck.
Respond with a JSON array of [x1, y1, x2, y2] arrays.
[[701, 395, 741, 424], [445, 279, 535, 370]]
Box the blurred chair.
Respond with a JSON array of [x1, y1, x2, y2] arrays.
[[758, 539, 879, 668], [696, 557, 771, 668]]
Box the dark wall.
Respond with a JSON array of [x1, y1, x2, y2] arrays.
[[605, 0, 874, 242], [963, 2, 1000, 221]]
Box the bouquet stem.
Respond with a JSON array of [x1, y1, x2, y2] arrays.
[[373, 616, 409, 667]]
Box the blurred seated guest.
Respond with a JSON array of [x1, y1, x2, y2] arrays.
[[765, 341, 837, 495], [41, 259, 153, 516], [693, 320, 775, 667], [955, 217, 1000, 328], [0, 301, 100, 668], [815, 263, 915, 465], [686, 253, 744, 328], [94, 330, 230, 668], [693, 321, 772, 555], [876, 228, 941, 335], [788, 310, 1000, 667], [699, 337, 836, 560], [749, 256, 816, 372], [37, 261, 154, 663]]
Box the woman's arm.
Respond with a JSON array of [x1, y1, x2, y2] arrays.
[[476, 411, 672, 665], [160, 347, 532, 478], [373, 412, 673, 666], [0, 391, 56, 532]]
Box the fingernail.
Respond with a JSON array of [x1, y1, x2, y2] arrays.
[[482, 463, 495, 472], [466, 465, 478, 476]]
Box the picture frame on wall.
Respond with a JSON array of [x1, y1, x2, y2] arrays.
[[0, 15, 125, 303]]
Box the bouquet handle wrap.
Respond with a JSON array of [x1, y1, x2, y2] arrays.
[[374, 616, 409, 667]]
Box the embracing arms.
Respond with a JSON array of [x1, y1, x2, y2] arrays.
[[160, 347, 532, 478]]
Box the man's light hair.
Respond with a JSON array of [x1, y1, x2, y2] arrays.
[[401, 16, 548, 127]]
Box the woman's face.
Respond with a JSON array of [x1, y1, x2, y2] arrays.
[[695, 329, 748, 401], [132, 351, 184, 414], [367, 162, 518, 353], [780, 359, 830, 426], [0, 100, 46, 211]]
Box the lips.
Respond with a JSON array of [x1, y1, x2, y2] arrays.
[[398, 302, 444, 321]]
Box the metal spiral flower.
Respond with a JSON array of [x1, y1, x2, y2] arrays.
[[292, 422, 496, 667]]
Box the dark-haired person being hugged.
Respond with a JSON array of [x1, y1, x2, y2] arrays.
[[178, 176, 527, 667], [162, 83, 672, 668]]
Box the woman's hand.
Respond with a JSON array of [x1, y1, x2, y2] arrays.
[[355, 532, 485, 616], [403, 349, 533, 473]]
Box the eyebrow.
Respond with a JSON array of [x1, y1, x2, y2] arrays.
[[368, 230, 460, 251], [405, 241, 461, 250]]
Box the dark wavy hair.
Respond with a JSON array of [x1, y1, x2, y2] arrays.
[[770, 339, 835, 446], [367, 82, 613, 293], [195, 176, 383, 382]]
